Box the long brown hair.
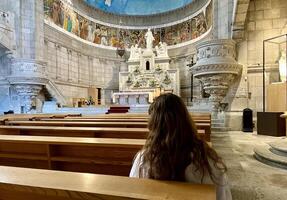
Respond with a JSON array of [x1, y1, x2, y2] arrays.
[[140, 93, 226, 183]]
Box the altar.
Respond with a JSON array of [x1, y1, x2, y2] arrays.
[[112, 29, 179, 105], [113, 90, 155, 105]]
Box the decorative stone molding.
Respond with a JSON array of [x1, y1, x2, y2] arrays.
[[13, 84, 43, 113], [190, 39, 242, 113], [10, 58, 46, 78]]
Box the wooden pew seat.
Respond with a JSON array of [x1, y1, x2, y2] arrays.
[[0, 166, 216, 200], [0, 135, 144, 176]]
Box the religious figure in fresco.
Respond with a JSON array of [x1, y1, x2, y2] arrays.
[[44, 0, 212, 49], [87, 23, 94, 42], [196, 14, 207, 35], [52, 0, 61, 25], [145, 29, 155, 50], [80, 19, 89, 40], [59, 1, 64, 26], [67, 15, 72, 32], [110, 35, 119, 47], [72, 14, 79, 36], [93, 28, 101, 44], [101, 36, 108, 45]]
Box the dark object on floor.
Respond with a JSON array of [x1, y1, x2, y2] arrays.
[[4, 110, 14, 115], [243, 108, 253, 132], [257, 112, 285, 136], [106, 106, 130, 114]]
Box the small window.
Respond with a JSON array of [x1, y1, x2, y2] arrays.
[[146, 61, 150, 70]]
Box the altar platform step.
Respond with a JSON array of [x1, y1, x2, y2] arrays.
[[254, 138, 287, 170], [106, 106, 130, 114]]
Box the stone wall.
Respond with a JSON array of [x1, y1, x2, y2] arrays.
[[43, 23, 122, 105], [239, 0, 287, 112], [224, 0, 287, 130]]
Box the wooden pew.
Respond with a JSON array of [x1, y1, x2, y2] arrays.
[[0, 166, 216, 200], [0, 135, 144, 176], [5, 120, 211, 141], [0, 113, 82, 121], [0, 126, 149, 139], [0, 125, 207, 141], [5, 120, 148, 128]]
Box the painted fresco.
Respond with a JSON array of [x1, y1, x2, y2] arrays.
[[44, 0, 213, 48], [84, 0, 195, 16]]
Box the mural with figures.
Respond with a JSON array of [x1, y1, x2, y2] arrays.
[[44, 0, 212, 48]]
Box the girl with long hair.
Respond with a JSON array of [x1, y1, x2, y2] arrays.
[[130, 93, 232, 200]]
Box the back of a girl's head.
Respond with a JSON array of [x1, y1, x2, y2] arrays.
[[144, 93, 198, 180], [148, 93, 196, 136], [142, 93, 226, 182]]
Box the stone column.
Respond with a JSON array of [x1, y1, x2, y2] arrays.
[[190, 39, 242, 113], [8, 0, 47, 112]]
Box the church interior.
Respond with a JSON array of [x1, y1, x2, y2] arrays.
[[0, 0, 286, 199]]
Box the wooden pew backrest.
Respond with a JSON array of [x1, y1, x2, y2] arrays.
[[0, 166, 216, 200]]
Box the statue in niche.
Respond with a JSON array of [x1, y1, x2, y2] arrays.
[[145, 28, 155, 50], [155, 42, 168, 57]]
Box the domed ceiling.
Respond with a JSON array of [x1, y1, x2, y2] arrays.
[[84, 0, 194, 16]]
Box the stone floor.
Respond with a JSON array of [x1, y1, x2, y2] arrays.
[[212, 131, 287, 200]]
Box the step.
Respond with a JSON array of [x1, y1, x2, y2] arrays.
[[269, 138, 287, 157], [254, 145, 287, 170]]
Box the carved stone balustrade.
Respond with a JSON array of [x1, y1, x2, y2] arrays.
[[190, 39, 242, 113]]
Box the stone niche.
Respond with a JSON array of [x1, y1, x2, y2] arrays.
[[190, 39, 242, 113]]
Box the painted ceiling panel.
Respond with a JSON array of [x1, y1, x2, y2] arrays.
[[84, 0, 194, 16]]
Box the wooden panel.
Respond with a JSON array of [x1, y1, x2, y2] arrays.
[[0, 126, 149, 139], [267, 82, 287, 112], [6, 121, 148, 128], [0, 135, 144, 176], [0, 166, 216, 200]]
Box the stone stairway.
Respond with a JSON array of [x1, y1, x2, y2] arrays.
[[254, 138, 287, 170]]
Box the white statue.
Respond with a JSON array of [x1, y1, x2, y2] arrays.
[[156, 42, 168, 57], [129, 44, 141, 60], [279, 50, 286, 82], [145, 28, 155, 50]]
